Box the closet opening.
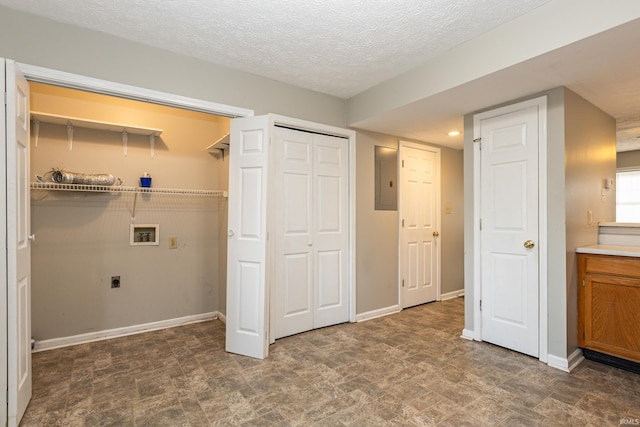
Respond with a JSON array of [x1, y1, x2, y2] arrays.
[[28, 81, 236, 351]]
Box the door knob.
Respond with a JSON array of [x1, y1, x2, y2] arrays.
[[228, 230, 235, 237], [28, 234, 36, 241], [433, 231, 439, 237], [524, 240, 535, 249]]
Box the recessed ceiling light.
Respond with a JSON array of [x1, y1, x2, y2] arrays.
[[448, 131, 461, 136]]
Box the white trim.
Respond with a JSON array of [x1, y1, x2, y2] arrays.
[[17, 62, 254, 119], [547, 348, 583, 372], [0, 57, 8, 427], [440, 289, 464, 301], [217, 311, 227, 325], [472, 96, 548, 360], [356, 305, 402, 322], [461, 329, 475, 341], [33, 312, 218, 352], [567, 348, 585, 372]]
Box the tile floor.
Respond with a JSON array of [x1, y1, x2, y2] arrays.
[[20, 297, 640, 426]]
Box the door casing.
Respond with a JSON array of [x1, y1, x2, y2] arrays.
[[472, 96, 548, 363]]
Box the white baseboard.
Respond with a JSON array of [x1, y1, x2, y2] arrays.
[[567, 348, 585, 372], [461, 328, 475, 341], [547, 348, 584, 372], [356, 304, 401, 322], [33, 312, 218, 352], [217, 311, 227, 325], [440, 289, 464, 301]]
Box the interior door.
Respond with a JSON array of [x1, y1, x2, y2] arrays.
[[272, 127, 349, 339], [226, 115, 270, 359], [6, 59, 32, 426], [400, 142, 440, 308], [479, 103, 539, 357]]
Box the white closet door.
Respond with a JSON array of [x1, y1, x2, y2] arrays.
[[272, 127, 314, 338], [312, 133, 349, 329], [226, 116, 270, 359], [272, 128, 349, 339], [5, 59, 32, 427]]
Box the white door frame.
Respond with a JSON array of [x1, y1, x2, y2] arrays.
[[472, 96, 548, 363], [1, 61, 255, 425], [397, 140, 441, 307], [1, 58, 8, 427]]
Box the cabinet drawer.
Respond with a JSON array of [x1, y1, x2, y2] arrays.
[[583, 254, 640, 279]]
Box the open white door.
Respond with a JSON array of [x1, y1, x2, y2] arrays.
[[399, 142, 440, 308], [225, 116, 270, 359], [6, 59, 32, 426]]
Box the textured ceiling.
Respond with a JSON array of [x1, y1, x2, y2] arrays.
[[0, 0, 552, 98], [2, 0, 640, 151]]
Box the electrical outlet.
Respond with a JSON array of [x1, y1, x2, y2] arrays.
[[169, 237, 178, 249], [111, 276, 120, 288]]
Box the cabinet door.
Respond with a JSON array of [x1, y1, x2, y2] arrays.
[[582, 273, 640, 363]]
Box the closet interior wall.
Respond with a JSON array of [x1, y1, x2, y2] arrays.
[[29, 83, 230, 342]]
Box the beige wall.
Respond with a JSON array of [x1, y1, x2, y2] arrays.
[[355, 131, 400, 314], [441, 148, 464, 294], [563, 88, 617, 354], [30, 84, 230, 340], [356, 130, 464, 315]]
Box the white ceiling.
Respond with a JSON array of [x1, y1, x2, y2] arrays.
[[1, 0, 639, 151]]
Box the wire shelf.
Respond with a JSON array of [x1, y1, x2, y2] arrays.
[[30, 182, 227, 197]]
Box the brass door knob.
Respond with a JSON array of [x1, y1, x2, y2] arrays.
[[433, 231, 440, 237], [524, 240, 535, 249]]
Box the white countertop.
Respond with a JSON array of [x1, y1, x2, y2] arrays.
[[576, 244, 640, 257]]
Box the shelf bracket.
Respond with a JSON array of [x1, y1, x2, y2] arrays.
[[66, 121, 74, 151], [33, 117, 40, 148], [150, 134, 155, 159], [122, 129, 128, 157]]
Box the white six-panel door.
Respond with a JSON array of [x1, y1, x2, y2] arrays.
[[400, 142, 440, 308], [272, 127, 349, 339], [225, 116, 270, 359], [6, 59, 32, 427], [478, 103, 540, 358]]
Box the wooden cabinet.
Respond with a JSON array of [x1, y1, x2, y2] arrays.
[[578, 253, 640, 363]]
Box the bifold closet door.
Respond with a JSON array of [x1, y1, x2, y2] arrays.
[[272, 127, 349, 339]]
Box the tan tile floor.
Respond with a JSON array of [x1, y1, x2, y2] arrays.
[[20, 297, 640, 426]]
